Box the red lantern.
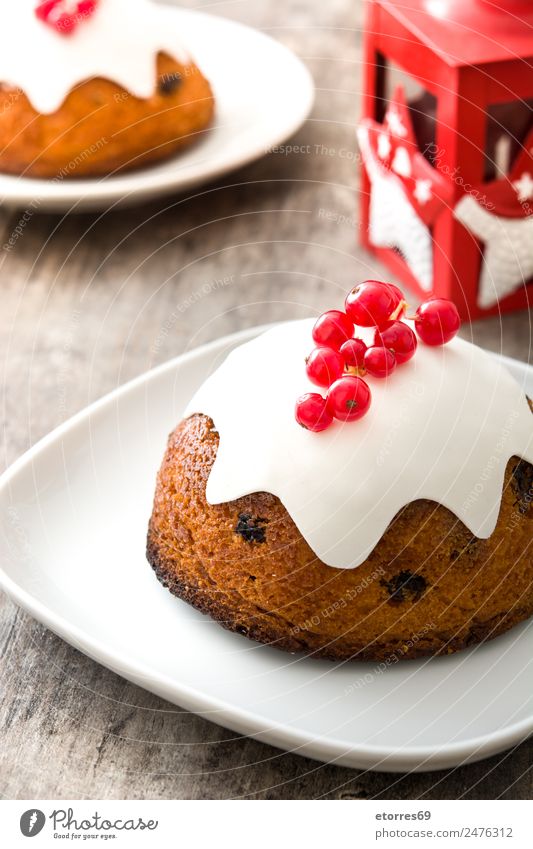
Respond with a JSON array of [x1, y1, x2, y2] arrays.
[[358, 0, 533, 319]]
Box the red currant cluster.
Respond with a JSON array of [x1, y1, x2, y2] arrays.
[[295, 281, 461, 432], [35, 0, 98, 35]]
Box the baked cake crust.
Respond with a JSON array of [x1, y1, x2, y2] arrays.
[[147, 411, 533, 662], [0, 52, 214, 178]]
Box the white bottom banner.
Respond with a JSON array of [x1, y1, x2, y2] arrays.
[[1, 799, 532, 847]]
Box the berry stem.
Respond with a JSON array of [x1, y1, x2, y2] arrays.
[[390, 300, 408, 321]]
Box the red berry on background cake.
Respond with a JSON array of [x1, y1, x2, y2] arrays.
[[312, 310, 353, 350], [295, 393, 333, 432], [374, 320, 417, 364], [415, 298, 461, 346], [345, 280, 406, 327], [36, 0, 98, 35], [340, 337, 367, 371], [305, 347, 344, 388], [364, 345, 397, 378], [326, 375, 371, 421]]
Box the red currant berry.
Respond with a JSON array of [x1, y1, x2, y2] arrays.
[[35, 0, 59, 19], [364, 345, 397, 378], [386, 283, 405, 303], [35, 0, 98, 35], [305, 347, 344, 388], [312, 310, 354, 350], [385, 283, 408, 320], [414, 298, 461, 346], [295, 393, 333, 432], [345, 280, 402, 328], [374, 320, 417, 364], [340, 337, 367, 372], [78, 0, 98, 14], [326, 376, 371, 422]]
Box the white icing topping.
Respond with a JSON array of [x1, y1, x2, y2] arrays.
[[1, 0, 190, 114], [185, 320, 533, 569]]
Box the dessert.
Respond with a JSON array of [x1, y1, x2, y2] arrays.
[[0, 0, 214, 178], [147, 283, 533, 661]]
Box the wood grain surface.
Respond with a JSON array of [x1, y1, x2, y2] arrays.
[[1, 0, 532, 800]]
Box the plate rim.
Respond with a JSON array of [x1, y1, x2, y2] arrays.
[[0, 6, 315, 212], [1, 323, 532, 774]]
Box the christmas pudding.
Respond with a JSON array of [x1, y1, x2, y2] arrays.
[[0, 0, 214, 178], [147, 282, 533, 661]]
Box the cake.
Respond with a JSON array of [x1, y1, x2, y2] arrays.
[[147, 283, 533, 661], [0, 0, 214, 178]]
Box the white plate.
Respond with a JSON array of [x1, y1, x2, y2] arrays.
[[1, 326, 532, 774], [0, 7, 314, 212]]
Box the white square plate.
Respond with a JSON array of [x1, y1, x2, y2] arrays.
[[1, 325, 532, 772]]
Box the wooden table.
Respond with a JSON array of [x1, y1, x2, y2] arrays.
[[1, 0, 531, 800]]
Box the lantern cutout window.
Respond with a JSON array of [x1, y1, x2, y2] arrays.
[[358, 0, 533, 319]]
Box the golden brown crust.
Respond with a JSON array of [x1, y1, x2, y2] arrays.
[[147, 413, 533, 661], [0, 52, 214, 178]]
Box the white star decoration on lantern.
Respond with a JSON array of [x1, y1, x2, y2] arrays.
[[512, 171, 533, 203], [391, 146, 411, 177], [377, 132, 391, 160], [357, 86, 452, 292], [358, 124, 433, 291], [413, 179, 432, 205], [453, 125, 533, 308], [455, 195, 533, 308], [385, 107, 407, 138], [358, 80, 533, 310]]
